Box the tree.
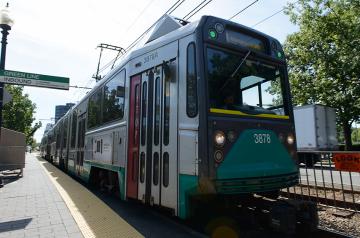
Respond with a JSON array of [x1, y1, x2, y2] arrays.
[[284, 0, 360, 150], [352, 127, 360, 144], [2, 85, 42, 145]]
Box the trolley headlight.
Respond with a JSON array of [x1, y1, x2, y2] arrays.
[[287, 134, 295, 145], [214, 131, 226, 147]]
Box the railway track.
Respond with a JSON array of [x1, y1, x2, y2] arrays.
[[226, 227, 356, 238], [280, 191, 360, 211], [312, 227, 355, 238]]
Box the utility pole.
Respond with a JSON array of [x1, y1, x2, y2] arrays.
[[0, 3, 14, 187]]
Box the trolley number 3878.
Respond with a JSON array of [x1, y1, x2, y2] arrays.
[[253, 133, 271, 144]]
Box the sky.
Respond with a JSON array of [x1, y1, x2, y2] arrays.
[[4, 0, 299, 142]]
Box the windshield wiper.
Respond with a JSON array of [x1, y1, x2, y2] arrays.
[[230, 50, 251, 78], [220, 50, 251, 92]]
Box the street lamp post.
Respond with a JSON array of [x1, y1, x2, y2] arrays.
[[0, 3, 13, 188], [0, 3, 14, 139]]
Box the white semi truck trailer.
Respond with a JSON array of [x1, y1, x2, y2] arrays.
[[293, 105, 338, 166]]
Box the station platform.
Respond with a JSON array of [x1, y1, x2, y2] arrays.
[[0, 153, 143, 238], [0, 153, 205, 238]]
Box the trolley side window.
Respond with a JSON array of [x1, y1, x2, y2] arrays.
[[163, 68, 170, 145], [140, 152, 145, 183], [133, 84, 140, 145], [154, 76, 160, 145], [70, 112, 77, 148], [163, 152, 169, 187], [103, 69, 126, 123], [141, 82, 147, 146], [186, 42, 198, 117], [63, 117, 68, 148], [153, 152, 159, 185], [55, 131, 59, 149], [88, 89, 103, 129], [78, 118, 86, 150]]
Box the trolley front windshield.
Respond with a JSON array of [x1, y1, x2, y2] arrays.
[[207, 47, 288, 116]]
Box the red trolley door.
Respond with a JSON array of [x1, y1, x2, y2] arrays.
[[127, 75, 141, 199]]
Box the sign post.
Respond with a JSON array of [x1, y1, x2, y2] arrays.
[[0, 70, 69, 90]]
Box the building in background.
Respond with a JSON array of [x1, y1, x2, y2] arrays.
[[55, 103, 75, 123]]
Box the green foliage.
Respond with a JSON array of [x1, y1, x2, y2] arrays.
[[337, 123, 344, 143], [352, 127, 360, 144], [2, 85, 42, 144], [284, 0, 360, 149]]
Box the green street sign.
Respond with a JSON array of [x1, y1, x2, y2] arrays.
[[0, 70, 69, 90]]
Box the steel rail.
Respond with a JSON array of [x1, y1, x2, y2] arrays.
[[315, 227, 355, 238], [281, 191, 360, 212]]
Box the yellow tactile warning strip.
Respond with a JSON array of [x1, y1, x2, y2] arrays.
[[38, 157, 144, 238]]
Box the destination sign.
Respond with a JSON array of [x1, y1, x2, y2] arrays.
[[0, 70, 69, 90], [333, 153, 360, 172]]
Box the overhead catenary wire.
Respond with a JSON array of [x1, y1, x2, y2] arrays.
[[124, 20, 158, 52], [182, 0, 209, 20], [252, 8, 285, 27], [97, 0, 159, 77], [70, 77, 95, 102], [228, 0, 259, 20], [166, 0, 186, 14], [39, 118, 55, 121], [124, 0, 186, 52], [125, 0, 157, 32], [252, 0, 299, 27], [69, 85, 92, 90], [184, 0, 213, 21]]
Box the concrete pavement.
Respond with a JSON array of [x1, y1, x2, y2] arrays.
[[0, 153, 83, 238]]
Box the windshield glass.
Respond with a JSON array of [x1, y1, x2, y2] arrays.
[[207, 47, 287, 116]]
